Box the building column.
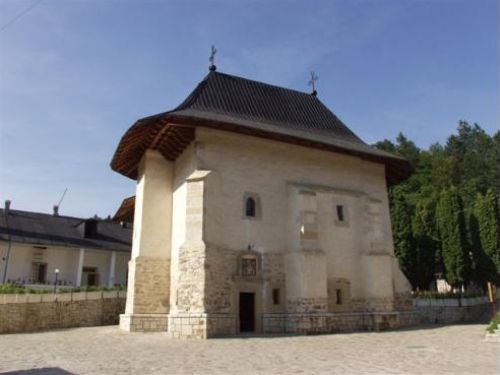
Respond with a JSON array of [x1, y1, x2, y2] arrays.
[[76, 248, 85, 287], [120, 150, 173, 332], [285, 187, 327, 312], [108, 251, 116, 288], [282, 186, 328, 334], [169, 170, 223, 338], [359, 197, 399, 313]]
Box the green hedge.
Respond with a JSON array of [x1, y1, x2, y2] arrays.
[[487, 313, 499, 334], [413, 290, 486, 299], [0, 283, 125, 294]]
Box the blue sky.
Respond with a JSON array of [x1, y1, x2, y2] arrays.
[[0, 0, 498, 218]]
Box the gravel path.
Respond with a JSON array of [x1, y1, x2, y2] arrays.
[[0, 324, 498, 374]]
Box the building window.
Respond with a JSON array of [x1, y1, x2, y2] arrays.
[[82, 267, 99, 286], [243, 193, 261, 219], [336, 205, 344, 222], [246, 197, 256, 217], [31, 262, 47, 283], [241, 257, 257, 277], [272, 288, 280, 305], [336, 289, 343, 305]]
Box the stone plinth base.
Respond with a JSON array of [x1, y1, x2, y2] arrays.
[[168, 313, 236, 339], [124, 257, 170, 317], [119, 314, 168, 332], [263, 311, 419, 334]]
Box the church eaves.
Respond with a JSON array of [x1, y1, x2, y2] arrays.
[[110, 71, 412, 185]]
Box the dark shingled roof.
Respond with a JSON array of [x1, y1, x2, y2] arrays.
[[113, 196, 135, 223], [111, 71, 413, 184], [0, 209, 132, 253], [173, 72, 364, 144]]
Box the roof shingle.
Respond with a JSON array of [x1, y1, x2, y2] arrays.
[[0, 209, 131, 252], [111, 71, 412, 184], [174, 72, 363, 143]]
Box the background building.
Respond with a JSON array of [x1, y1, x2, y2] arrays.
[[0, 201, 132, 288]]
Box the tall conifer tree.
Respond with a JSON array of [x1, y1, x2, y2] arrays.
[[391, 188, 416, 287], [436, 188, 471, 287], [475, 190, 500, 273], [413, 201, 438, 289]]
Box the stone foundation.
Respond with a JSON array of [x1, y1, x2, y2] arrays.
[[120, 256, 171, 332], [286, 297, 328, 313], [263, 311, 418, 334], [168, 313, 236, 338], [119, 313, 168, 332], [168, 310, 421, 338], [263, 298, 494, 335], [123, 256, 170, 316]]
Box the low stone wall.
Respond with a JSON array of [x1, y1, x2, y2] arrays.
[[262, 297, 495, 336], [0, 293, 494, 336], [414, 297, 493, 325], [0, 291, 126, 334]]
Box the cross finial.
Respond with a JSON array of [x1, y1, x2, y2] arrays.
[[308, 71, 318, 96], [209, 45, 217, 71]]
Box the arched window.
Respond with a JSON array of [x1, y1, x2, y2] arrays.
[[243, 193, 261, 220], [245, 197, 256, 217]]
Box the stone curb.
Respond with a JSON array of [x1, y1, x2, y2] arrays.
[[484, 330, 500, 342]]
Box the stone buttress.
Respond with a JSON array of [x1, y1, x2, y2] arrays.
[[119, 150, 172, 332], [168, 170, 237, 338]]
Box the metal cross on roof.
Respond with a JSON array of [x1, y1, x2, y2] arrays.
[[308, 71, 318, 96], [209, 45, 217, 71]]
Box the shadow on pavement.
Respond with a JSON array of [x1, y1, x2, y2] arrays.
[[1, 368, 74, 375]]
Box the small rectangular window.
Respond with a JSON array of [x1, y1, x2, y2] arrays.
[[272, 288, 280, 305], [336, 205, 344, 221], [336, 289, 343, 305]]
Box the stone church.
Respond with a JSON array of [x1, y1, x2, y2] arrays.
[[110, 67, 413, 338]]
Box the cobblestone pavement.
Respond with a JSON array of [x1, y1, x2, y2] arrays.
[[0, 324, 498, 374]]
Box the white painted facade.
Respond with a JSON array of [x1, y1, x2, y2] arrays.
[[197, 128, 409, 303], [121, 127, 412, 336], [0, 241, 129, 287]]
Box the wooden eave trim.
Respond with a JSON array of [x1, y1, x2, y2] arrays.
[[112, 113, 412, 185]]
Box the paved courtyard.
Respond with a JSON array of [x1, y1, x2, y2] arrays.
[[0, 324, 498, 374]]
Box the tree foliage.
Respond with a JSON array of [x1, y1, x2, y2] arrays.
[[412, 200, 439, 289], [376, 122, 499, 290], [391, 188, 416, 286], [475, 190, 500, 272], [436, 188, 470, 287]]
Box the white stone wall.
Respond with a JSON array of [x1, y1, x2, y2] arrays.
[[125, 126, 411, 336], [123, 150, 173, 322], [113, 252, 130, 286], [194, 128, 409, 313], [196, 128, 390, 251], [131, 150, 173, 259], [169, 144, 197, 312]]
